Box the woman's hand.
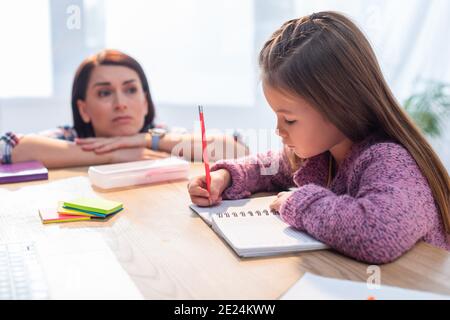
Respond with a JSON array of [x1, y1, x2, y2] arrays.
[[76, 133, 250, 161], [188, 169, 232, 207], [108, 147, 169, 163], [269, 191, 293, 212], [208, 135, 250, 161], [76, 134, 147, 154]]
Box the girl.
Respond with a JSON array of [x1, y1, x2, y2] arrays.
[[0, 50, 248, 168], [188, 12, 450, 264]]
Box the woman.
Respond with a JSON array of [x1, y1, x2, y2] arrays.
[[0, 50, 248, 168]]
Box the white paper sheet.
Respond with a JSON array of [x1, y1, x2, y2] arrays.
[[1, 177, 143, 299], [36, 230, 143, 300], [281, 272, 450, 300]]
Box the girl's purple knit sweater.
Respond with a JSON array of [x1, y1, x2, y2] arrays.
[[211, 133, 450, 264]]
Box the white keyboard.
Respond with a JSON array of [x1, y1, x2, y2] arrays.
[[0, 242, 49, 300]]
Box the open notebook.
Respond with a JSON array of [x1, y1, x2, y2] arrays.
[[189, 196, 328, 257]]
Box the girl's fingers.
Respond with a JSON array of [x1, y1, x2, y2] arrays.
[[188, 175, 223, 206], [188, 184, 210, 198], [188, 176, 207, 188], [210, 196, 222, 205], [190, 196, 212, 207], [209, 189, 223, 203], [269, 200, 279, 210]]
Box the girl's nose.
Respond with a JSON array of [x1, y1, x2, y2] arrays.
[[276, 127, 288, 138]]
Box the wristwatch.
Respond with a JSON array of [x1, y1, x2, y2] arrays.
[[147, 128, 167, 151]]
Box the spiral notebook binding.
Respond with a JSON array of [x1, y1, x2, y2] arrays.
[[217, 209, 279, 218]]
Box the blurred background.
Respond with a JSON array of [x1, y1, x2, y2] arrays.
[[0, 0, 449, 168]]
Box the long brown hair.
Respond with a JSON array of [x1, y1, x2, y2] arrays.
[[259, 11, 450, 233], [71, 49, 155, 138]]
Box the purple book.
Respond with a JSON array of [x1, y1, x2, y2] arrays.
[[0, 161, 48, 184]]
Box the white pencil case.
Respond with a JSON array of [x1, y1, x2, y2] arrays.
[[88, 157, 189, 190]]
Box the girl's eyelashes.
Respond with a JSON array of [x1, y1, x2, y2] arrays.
[[284, 119, 297, 125]]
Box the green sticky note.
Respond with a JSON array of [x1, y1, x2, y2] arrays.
[[63, 197, 123, 215]]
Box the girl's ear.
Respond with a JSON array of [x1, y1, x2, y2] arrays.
[[77, 99, 91, 123]]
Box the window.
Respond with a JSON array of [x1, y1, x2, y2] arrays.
[[104, 0, 255, 108], [0, 0, 52, 98]]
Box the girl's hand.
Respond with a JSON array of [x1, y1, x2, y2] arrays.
[[108, 147, 169, 163], [188, 169, 232, 207], [269, 191, 293, 212], [76, 134, 146, 154]]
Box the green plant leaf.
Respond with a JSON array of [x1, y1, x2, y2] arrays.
[[403, 81, 450, 137]]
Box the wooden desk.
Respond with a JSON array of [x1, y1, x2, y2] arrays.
[[2, 163, 450, 299]]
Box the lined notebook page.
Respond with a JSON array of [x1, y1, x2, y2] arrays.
[[190, 196, 328, 257], [212, 212, 328, 257]]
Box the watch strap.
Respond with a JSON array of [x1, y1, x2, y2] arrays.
[[151, 133, 161, 151]]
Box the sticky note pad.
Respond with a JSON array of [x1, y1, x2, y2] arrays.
[[59, 203, 122, 218], [39, 208, 91, 224], [63, 197, 123, 215], [57, 202, 98, 217]]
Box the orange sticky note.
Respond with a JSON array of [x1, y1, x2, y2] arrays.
[[39, 208, 91, 224]]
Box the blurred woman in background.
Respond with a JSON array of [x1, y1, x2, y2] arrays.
[[0, 50, 248, 168]]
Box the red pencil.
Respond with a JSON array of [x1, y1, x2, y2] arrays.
[[198, 105, 211, 195]]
